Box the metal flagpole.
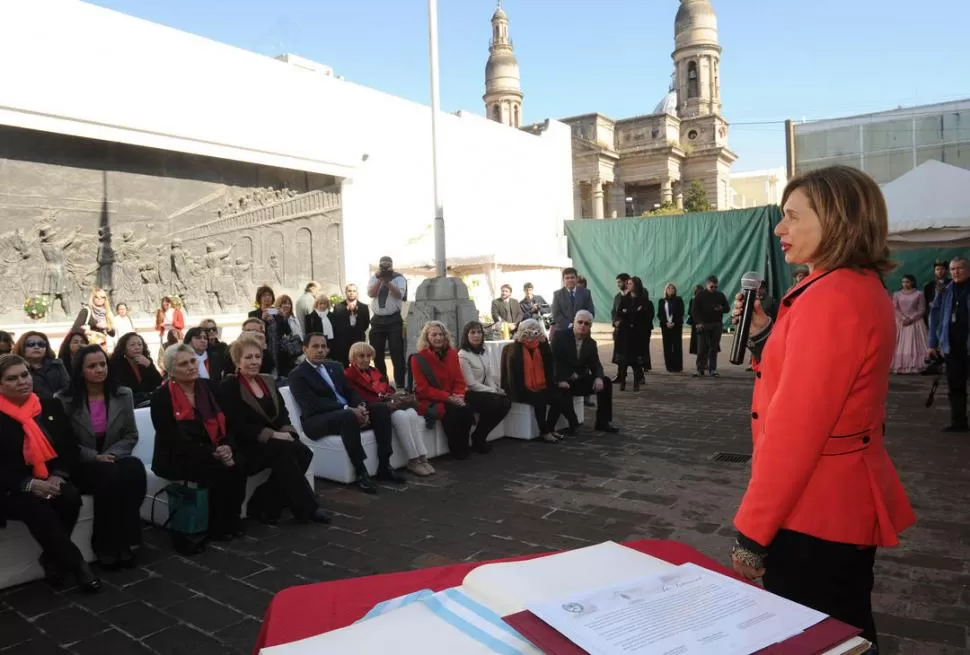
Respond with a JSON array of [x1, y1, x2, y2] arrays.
[[428, 0, 446, 278]]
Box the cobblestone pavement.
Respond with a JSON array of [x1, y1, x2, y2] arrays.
[[1, 336, 968, 654]]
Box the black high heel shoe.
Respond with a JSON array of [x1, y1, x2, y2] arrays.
[[75, 562, 102, 594]]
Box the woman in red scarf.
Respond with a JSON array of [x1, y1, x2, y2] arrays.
[[219, 337, 328, 525], [150, 344, 246, 541], [500, 319, 566, 443], [0, 354, 101, 593]]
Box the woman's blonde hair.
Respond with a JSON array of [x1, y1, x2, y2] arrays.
[[275, 294, 294, 314], [664, 283, 677, 297], [348, 341, 375, 362], [229, 336, 264, 367], [89, 288, 114, 330], [416, 321, 453, 352], [781, 165, 893, 274], [314, 294, 331, 310]]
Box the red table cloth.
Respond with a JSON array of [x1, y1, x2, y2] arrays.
[[253, 539, 736, 654]]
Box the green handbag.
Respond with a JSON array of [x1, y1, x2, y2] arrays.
[[151, 482, 209, 555]]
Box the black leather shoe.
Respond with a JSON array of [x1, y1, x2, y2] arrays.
[[595, 422, 620, 433], [311, 508, 332, 523], [375, 466, 406, 483], [355, 472, 378, 494], [472, 442, 493, 455], [561, 424, 579, 437], [250, 508, 280, 526], [75, 562, 102, 594]]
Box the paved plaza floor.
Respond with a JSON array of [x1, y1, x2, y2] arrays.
[[1, 338, 968, 654]]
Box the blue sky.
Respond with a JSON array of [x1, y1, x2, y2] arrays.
[[90, 0, 970, 171]]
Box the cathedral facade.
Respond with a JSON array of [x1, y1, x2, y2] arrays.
[[484, 0, 737, 217]]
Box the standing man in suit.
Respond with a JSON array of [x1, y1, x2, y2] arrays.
[[551, 267, 595, 332], [367, 256, 408, 388], [491, 284, 523, 332], [330, 284, 370, 367], [550, 310, 620, 434], [288, 333, 404, 493]]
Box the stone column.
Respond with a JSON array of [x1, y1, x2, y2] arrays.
[[573, 182, 584, 218], [591, 180, 605, 220], [661, 179, 673, 205]]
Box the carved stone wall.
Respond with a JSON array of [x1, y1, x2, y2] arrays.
[[0, 125, 342, 321]]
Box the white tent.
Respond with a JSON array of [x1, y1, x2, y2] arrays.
[[883, 160, 970, 248]]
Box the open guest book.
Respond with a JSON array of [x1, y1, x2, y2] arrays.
[[260, 542, 872, 655]]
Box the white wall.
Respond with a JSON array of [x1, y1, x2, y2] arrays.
[[0, 0, 573, 297]]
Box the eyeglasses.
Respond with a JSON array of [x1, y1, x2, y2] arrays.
[[25, 340, 47, 348]]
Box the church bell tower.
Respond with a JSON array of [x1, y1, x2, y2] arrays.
[[483, 3, 523, 128], [673, 0, 722, 119]]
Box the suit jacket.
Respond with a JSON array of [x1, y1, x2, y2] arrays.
[[736, 268, 915, 549], [149, 379, 236, 482], [0, 398, 79, 525], [330, 301, 370, 361], [458, 349, 501, 393], [56, 386, 139, 461], [550, 329, 604, 382], [287, 360, 362, 428], [657, 296, 685, 327], [490, 298, 523, 325], [219, 374, 298, 462], [551, 287, 595, 330], [110, 357, 163, 398]]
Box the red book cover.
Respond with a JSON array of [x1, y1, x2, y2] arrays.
[[503, 611, 862, 655]]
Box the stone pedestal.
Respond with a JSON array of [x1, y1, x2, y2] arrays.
[[406, 277, 479, 356]]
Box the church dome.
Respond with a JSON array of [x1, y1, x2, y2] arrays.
[[654, 90, 678, 116], [674, 0, 719, 51], [492, 6, 507, 20], [485, 53, 521, 94]]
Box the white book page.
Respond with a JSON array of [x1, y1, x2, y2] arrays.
[[461, 541, 673, 617], [259, 602, 499, 655]]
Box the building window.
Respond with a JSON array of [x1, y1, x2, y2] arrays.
[[687, 129, 698, 141], [492, 105, 502, 122], [687, 61, 699, 99], [513, 105, 520, 127]]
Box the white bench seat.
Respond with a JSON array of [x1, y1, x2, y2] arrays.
[[504, 397, 585, 440], [0, 496, 96, 590]]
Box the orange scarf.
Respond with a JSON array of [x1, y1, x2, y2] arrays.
[[0, 393, 58, 478], [521, 340, 546, 392]]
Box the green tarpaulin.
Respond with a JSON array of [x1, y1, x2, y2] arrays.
[[885, 247, 969, 291], [564, 206, 789, 325]]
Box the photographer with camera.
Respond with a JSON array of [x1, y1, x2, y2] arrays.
[[367, 256, 408, 388], [928, 257, 970, 432]]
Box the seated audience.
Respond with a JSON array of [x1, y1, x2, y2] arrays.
[[0, 354, 101, 593], [110, 332, 163, 404], [57, 346, 146, 570], [58, 329, 87, 373], [157, 329, 181, 374], [237, 318, 277, 376], [0, 330, 13, 354], [288, 333, 404, 494], [410, 321, 478, 459], [305, 294, 335, 347], [491, 285, 524, 333], [150, 344, 246, 541], [184, 326, 227, 381], [344, 341, 434, 477], [457, 321, 511, 450], [16, 331, 70, 399], [551, 310, 620, 434], [219, 337, 328, 524], [500, 319, 567, 443], [199, 319, 229, 362]]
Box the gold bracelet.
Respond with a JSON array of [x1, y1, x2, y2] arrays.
[[731, 543, 765, 570]]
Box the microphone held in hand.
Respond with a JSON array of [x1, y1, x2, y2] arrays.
[[730, 272, 764, 366]]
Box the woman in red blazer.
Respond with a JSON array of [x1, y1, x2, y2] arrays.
[[409, 321, 476, 459], [731, 166, 915, 648]]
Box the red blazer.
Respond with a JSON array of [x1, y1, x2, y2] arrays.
[[735, 268, 915, 548], [410, 348, 466, 417], [155, 309, 185, 340], [344, 365, 391, 404]]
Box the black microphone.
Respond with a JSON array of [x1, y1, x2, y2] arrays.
[[729, 272, 764, 366]]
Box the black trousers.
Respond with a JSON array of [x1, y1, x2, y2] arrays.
[[518, 389, 568, 434], [945, 342, 968, 427], [369, 313, 406, 387], [555, 376, 613, 426], [464, 390, 511, 445], [4, 483, 84, 572], [695, 325, 720, 373], [244, 439, 317, 520], [303, 403, 393, 473], [202, 462, 247, 536], [763, 530, 878, 648], [661, 325, 683, 372], [440, 404, 476, 459], [73, 457, 147, 557]]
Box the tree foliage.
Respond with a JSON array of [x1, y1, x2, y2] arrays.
[[684, 180, 711, 213]]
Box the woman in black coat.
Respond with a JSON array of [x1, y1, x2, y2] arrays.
[[248, 285, 287, 375], [0, 354, 101, 593], [15, 331, 70, 400], [219, 336, 326, 525], [500, 319, 569, 443], [657, 283, 685, 373], [109, 333, 163, 405], [613, 277, 653, 391], [150, 344, 246, 541]]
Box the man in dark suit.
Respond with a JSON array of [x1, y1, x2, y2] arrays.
[[551, 267, 595, 332], [288, 333, 404, 493], [550, 310, 619, 434], [330, 284, 370, 366], [491, 284, 524, 330]]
